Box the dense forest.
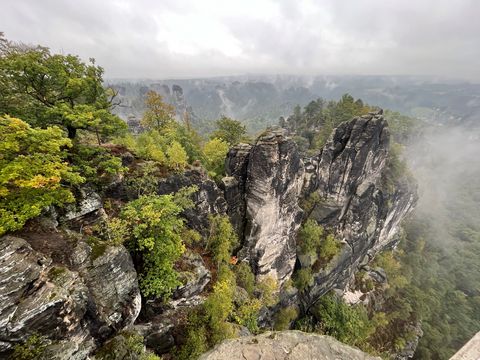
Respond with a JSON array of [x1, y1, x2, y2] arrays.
[[0, 33, 478, 360]]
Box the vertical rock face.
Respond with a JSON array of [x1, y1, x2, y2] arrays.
[[223, 111, 416, 306], [77, 245, 141, 337], [302, 112, 416, 306], [0, 235, 141, 357], [225, 129, 305, 284], [0, 236, 88, 352]]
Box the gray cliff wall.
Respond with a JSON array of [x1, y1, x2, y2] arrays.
[[224, 129, 305, 285], [224, 111, 416, 306]]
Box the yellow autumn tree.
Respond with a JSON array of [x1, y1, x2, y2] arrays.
[[0, 116, 84, 235], [141, 91, 176, 131]]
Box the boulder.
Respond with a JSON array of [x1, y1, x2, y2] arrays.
[[78, 245, 141, 338], [199, 331, 381, 359], [0, 236, 88, 352]]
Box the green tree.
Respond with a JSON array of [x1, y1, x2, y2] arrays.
[[211, 116, 247, 145], [120, 187, 197, 300], [206, 214, 238, 266], [0, 116, 84, 235], [141, 90, 176, 131], [166, 140, 188, 171], [203, 138, 229, 179], [312, 293, 375, 349], [0, 40, 126, 140]]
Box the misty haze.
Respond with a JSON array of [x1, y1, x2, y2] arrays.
[[0, 1, 479, 360]]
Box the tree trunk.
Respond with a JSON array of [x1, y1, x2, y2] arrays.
[[67, 125, 77, 139]]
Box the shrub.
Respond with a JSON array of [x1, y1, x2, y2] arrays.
[[11, 334, 47, 360], [94, 331, 161, 360], [298, 219, 324, 256], [125, 161, 160, 197], [312, 293, 374, 348], [319, 234, 342, 264], [256, 276, 279, 307], [233, 298, 262, 334], [203, 138, 229, 180], [166, 140, 188, 171], [120, 187, 196, 300], [274, 306, 299, 331], [293, 268, 314, 291], [235, 261, 255, 295], [206, 215, 238, 266]]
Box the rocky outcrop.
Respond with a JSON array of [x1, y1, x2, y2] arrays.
[[199, 331, 381, 360], [77, 245, 141, 338], [158, 169, 227, 234], [225, 129, 304, 285], [301, 111, 416, 307], [223, 112, 416, 308], [63, 187, 103, 221], [0, 235, 140, 357], [0, 236, 88, 352]]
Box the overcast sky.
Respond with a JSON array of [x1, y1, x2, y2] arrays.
[[2, 0, 479, 80]]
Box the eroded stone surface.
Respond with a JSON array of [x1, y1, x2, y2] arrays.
[[199, 331, 381, 360], [225, 130, 304, 285]]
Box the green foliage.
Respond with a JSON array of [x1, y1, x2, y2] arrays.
[[311, 293, 376, 350], [319, 234, 342, 264], [0, 41, 126, 140], [298, 219, 324, 256], [203, 137, 229, 180], [211, 116, 247, 145], [393, 217, 480, 359], [297, 219, 342, 267], [206, 214, 238, 267], [204, 277, 237, 343], [70, 144, 125, 186], [0, 116, 84, 235], [94, 217, 130, 246], [233, 298, 262, 334], [141, 90, 175, 131], [120, 187, 197, 300], [234, 261, 255, 295], [11, 334, 47, 360], [166, 140, 188, 171], [283, 94, 372, 151], [256, 276, 279, 307], [125, 161, 160, 197], [274, 306, 298, 331], [94, 331, 161, 360], [293, 268, 314, 291], [176, 321, 208, 360], [182, 228, 202, 247], [384, 110, 421, 144], [115, 127, 194, 172], [382, 142, 410, 192]]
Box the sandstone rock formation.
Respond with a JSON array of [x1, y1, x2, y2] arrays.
[[301, 111, 416, 307], [0, 235, 140, 356], [225, 129, 304, 285], [199, 331, 381, 360], [0, 236, 89, 353], [158, 169, 227, 234], [224, 111, 416, 308]]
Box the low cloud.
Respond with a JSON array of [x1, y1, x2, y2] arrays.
[[2, 0, 480, 80]]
